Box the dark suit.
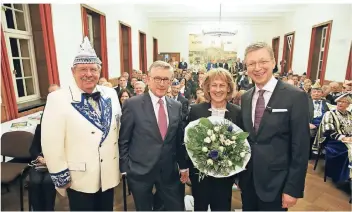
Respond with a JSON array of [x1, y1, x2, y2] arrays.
[[215, 62, 223, 68], [239, 80, 310, 211], [206, 62, 214, 71], [187, 102, 242, 211], [118, 93, 187, 211], [173, 94, 189, 121], [223, 63, 229, 70], [178, 61, 188, 70], [236, 62, 243, 71]]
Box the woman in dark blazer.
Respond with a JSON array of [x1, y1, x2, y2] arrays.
[[29, 123, 56, 211], [186, 68, 243, 211]]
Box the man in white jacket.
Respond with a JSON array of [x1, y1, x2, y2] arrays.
[[41, 37, 121, 210]]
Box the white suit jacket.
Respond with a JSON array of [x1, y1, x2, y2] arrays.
[[41, 84, 121, 193]]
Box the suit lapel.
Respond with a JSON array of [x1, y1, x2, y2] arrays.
[[164, 97, 177, 141], [70, 84, 103, 131], [142, 94, 163, 142], [244, 88, 255, 139], [256, 80, 286, 136]]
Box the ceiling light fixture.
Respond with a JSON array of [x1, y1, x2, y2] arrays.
[[202, 4, 238, 37]]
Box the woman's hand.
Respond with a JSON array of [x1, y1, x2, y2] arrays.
[[37, 156, 46, 165]]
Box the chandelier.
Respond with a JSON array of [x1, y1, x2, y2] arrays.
[[202, 4, 238, 37]]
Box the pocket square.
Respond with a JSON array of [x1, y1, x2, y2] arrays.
[[272, 109, 288, 113]]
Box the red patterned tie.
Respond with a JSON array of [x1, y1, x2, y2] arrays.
[[254, 90, 266, 132], [158, 98, 167, 140]]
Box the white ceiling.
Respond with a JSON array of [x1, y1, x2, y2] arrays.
[[135, 3, 304, 24]]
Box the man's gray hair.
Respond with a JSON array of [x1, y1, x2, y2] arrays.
[[134, 81, 146, 88], [244, 42, 275, 63], [148, 60, 173, 74]]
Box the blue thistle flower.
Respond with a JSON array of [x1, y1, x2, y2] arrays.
[[227, 125, 233, 132], [208, 150, 219, 160]]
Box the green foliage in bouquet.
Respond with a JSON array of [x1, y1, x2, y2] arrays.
[[186, 118, 250, 180]]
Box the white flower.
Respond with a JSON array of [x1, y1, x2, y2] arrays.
[[240, 152, 246, 158], [211, 134, 216, 141], [219, 146, 225, 152], [204, 137, 211, 143], [228, 160, 233, 166], [207, 130, 212, 136], [214, 126, 220, 132], [207, 159, 213, 165], [202, 147, 208, 152], [220, 134, 225, 140], [225, 139, 231, 146], [232, 136, 237, 141]]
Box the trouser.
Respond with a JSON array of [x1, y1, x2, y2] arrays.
[[241, 172, 287, 211], [67, 187, 114, 211], [29, 168, 56, 211]]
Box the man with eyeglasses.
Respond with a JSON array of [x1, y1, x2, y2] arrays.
[[119, 61, 189, 211], [41, 37, 122, 211], [239, 42, 310, 211]]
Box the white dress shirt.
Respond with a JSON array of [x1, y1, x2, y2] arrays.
[[251, 76, 278, 125], [149, 90, 169, 126]]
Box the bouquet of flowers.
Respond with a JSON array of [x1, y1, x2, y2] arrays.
[[185, 116, 251, 180]]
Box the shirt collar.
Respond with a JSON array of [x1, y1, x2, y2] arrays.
[[78, 85, 99, 94], [148, 90, 166, 105], [255, 76, 278, 93]]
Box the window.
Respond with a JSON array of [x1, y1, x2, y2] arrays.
[[2, 4, 40, 103], [281, 32, 295, 74], [81, 5, 108, 79], [87, 14, 94, 47], [119, 22, 132, 76], [139, 31, 147, 73], [306, 21, 332, 82], [316, 26, 327, 79]]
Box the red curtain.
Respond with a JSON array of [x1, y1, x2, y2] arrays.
[[345, 42, 352, 80], [81, 7, 88, 36], [39, 4, 60, 85], [100, 15, 109, 79], [1, 28, 18, 120]]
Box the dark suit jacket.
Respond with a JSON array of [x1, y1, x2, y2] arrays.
[[223, 63, 229, 70], [176, 94, 189, 121], [309, 98, 329, 119], [186, 102, 243, 172], [118, 93, 187, 183], [215, 63, 223, 68], [29, 124, 43, 159], [239, 80, 310, 202], [206, 62, 214, 71], [178, 62, 188, 70]]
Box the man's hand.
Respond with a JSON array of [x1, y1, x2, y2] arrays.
[[180, 170, 189, 184], [309, 124, 316, 129], [59, 182, 71, 189], [282, 193, 297, 208]]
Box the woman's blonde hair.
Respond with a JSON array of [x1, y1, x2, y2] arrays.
[[202, 68, 235, 102]]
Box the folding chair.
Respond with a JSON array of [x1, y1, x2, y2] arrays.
[[1, 131, 33, 211]]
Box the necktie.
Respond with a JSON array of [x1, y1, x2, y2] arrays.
[[82, 92, 101, 102], [254, 90, 266, 132], [158, 99, 167, 140]]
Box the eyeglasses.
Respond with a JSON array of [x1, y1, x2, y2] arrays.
[[151, 77, 171, 84], [337, 101, 350, 104], [77, 68, 100, 75], [246, 60, 271, 70]]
